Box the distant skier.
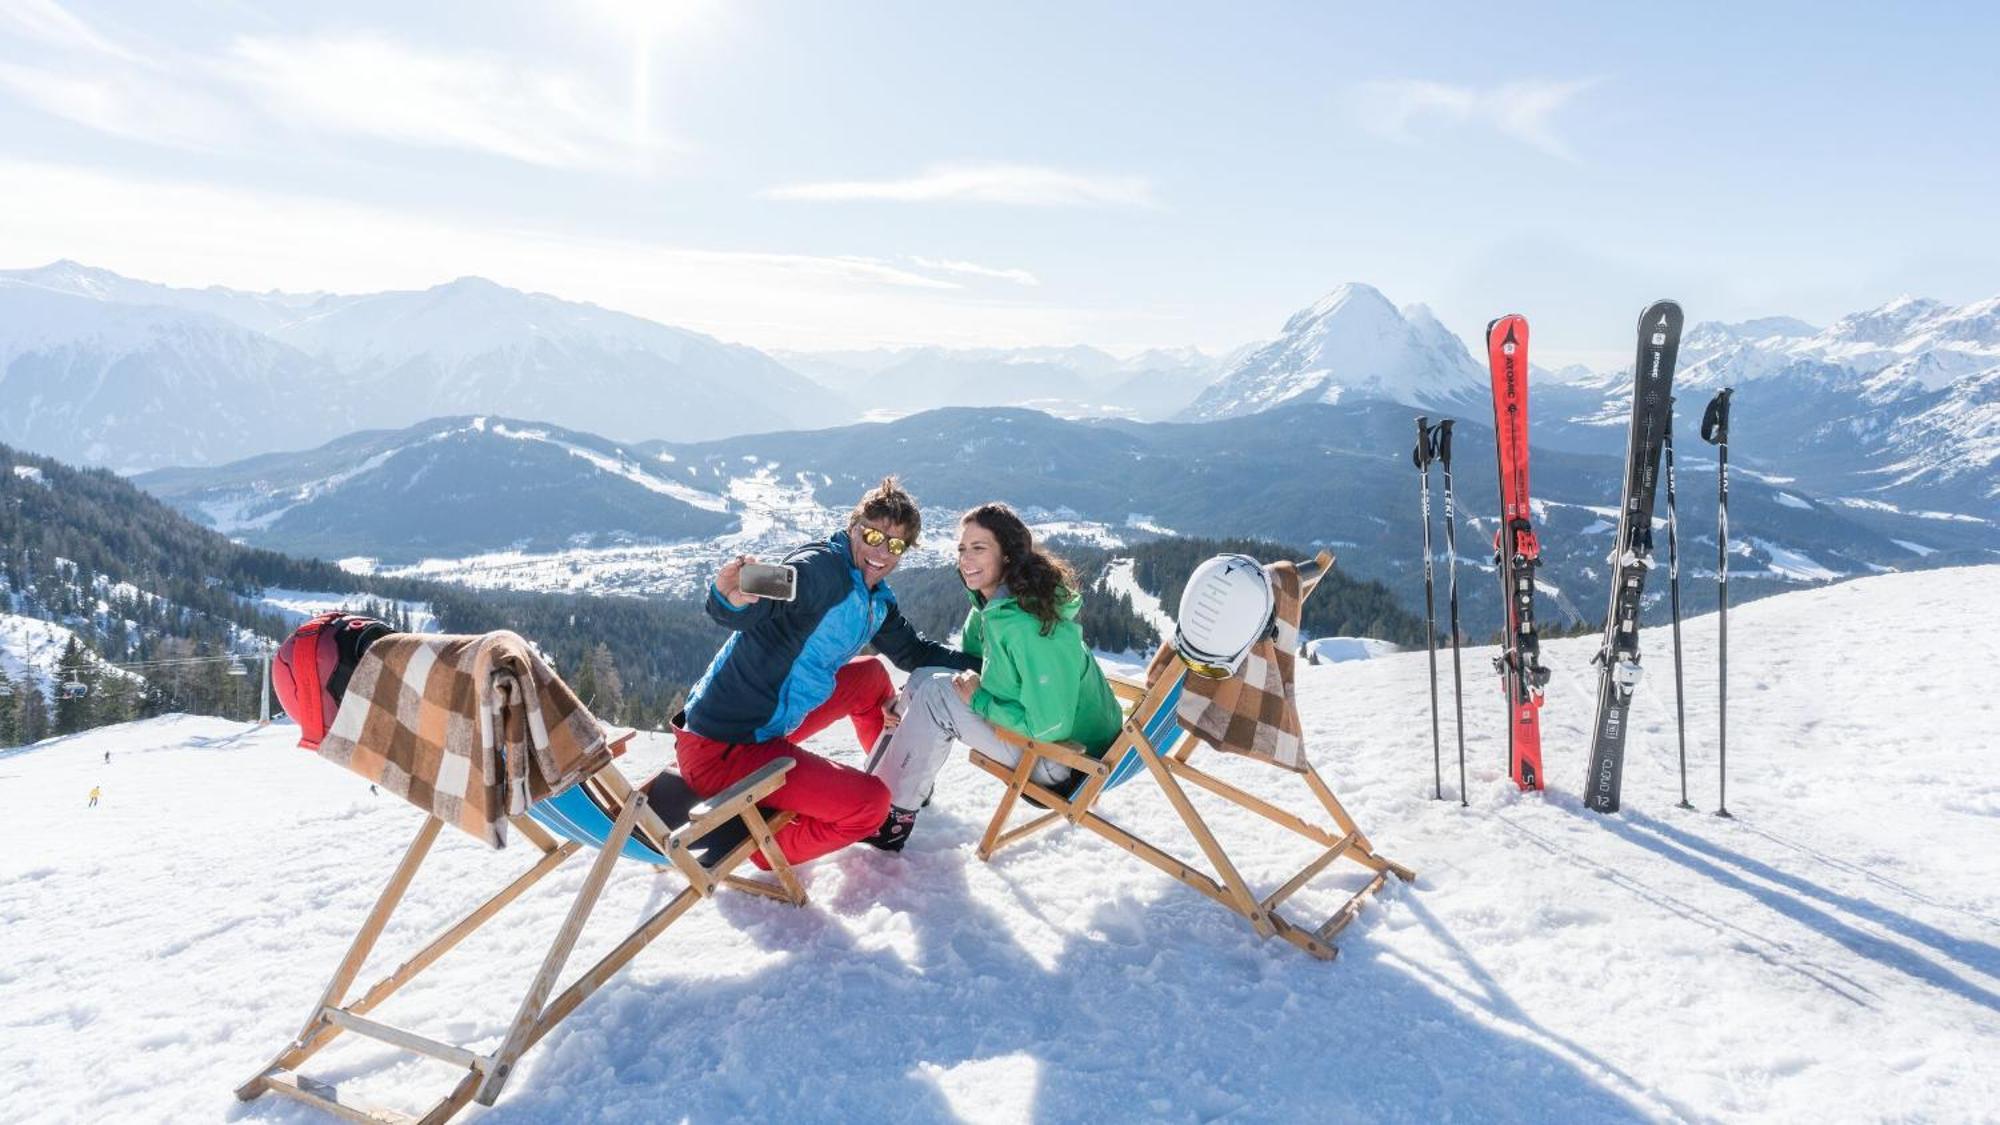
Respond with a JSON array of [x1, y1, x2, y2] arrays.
[[88, 785, 101, 808], [369, 784, 378, 796], [103, 751, 110, 764]]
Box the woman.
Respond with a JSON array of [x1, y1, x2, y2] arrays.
[[862, 503, 1124, 851]]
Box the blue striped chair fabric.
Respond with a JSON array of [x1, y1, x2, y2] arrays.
[[525, 781, 669, 865], [1100, 673, 1187, 791]]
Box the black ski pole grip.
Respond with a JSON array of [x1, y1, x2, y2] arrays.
[[1701, 387, 1733, 445], [1434, 419, 1454, 467], [1413, 415, 1433, 469]]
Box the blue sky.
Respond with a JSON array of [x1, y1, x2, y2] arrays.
[[0, 0, 1993, 368]]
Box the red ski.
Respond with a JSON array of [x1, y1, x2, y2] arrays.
[[1487, 314, 1550, 790]]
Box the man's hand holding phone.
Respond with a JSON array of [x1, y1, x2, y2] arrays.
[[716, 555, 757, 607], [717, 556, 798, 607]]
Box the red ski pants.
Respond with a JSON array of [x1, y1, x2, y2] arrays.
[[675, 657, 895, 867]]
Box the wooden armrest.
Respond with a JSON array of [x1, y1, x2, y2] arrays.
[[1107, 676, 1147, 703], [604, 729, 637, 758], [671, 758, 795, 846], [987, 729, 1109, 775]]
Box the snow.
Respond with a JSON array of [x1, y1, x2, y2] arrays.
[[3, 569, 1998, 1121], [1774, 491, 1813, 510], [0, 612, 89, 688], [1098, 558, 1174, 639], [355, 477, 1170, 601], [1301, 636, 1400, 663], [1747, 538, 1842, 582], [1186, 283, 1486, 420], [253, 589, 440, 632], [486, 422, 730, 513], [1892, 539, 1937, 557], [11, 464, 48, 486]]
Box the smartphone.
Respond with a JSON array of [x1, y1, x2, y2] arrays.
[[738, 561, 797, 601]]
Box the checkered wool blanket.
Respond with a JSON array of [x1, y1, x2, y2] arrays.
[[317, 631, 615, 847], [1150, 559, 1310, 773]]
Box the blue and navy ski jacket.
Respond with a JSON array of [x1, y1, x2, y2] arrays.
[[684, 529, 979, 744]]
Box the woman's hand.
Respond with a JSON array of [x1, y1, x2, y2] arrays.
[[952, 670, 981, 705], [881, 697, 902, 731], [715, 554, 757, 607]]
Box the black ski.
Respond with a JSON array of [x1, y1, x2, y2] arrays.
[[1584, 299, 1685, 814]]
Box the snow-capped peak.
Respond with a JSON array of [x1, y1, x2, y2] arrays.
[[1279, 282, 1401, 337], [1179, 283, 1484, 420], [8, 260, 131, 300]]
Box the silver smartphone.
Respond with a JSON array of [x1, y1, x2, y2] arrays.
[[738, 561, 797, 601]]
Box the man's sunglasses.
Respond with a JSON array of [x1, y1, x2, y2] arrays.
[[855, 525, 912, 556]]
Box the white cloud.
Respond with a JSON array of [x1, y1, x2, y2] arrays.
[[764, 163, 1157, 208], [0, 60, 243, 149], [0, 0, 242, 148], [1350, 78, 1597, 159], [909, 256, 1040, 287], [0, 3, 649, 168], [0, 0, 137, 61], [225, 35, 640, 170]]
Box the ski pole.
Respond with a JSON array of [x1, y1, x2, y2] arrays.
[[1414, 416, 1442, 801], [1666, 397, 1692, 811], [1702, 388, 1734, 818], [1436, 420, 1468, 807]]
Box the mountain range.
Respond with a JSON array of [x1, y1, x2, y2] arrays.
[[9, 259, 1997, 630], [0, 262, 839, 470], [7, 260, 1996, 514], [133, 404, 1999, 634]]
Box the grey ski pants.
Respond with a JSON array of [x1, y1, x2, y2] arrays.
[[864, 667, 1072, 809]]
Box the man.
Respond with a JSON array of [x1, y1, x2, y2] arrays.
[[672, 477, 977, 866]]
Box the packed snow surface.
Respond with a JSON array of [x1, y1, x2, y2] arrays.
[[2, 568, 1996, 1122]]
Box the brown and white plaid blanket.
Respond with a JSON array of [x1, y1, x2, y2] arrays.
[[317, 631, 615, 847], [1150, 560, 1310, 773]]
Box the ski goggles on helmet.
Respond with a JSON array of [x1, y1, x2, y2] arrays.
[[854, 524, 912, 556], [1175, 650, 1240, 680]]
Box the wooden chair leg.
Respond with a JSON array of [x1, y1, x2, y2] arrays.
[[976, 751, 1037, 860], [475, 792, 645, 1106], [1134, 736, 1275, 938], [740, 805, 806, 905], [239, 816, 442, 1101]]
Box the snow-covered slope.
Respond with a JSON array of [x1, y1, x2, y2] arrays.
[[5, 568, 1995, 1121], [0, 612, 92, 693], [1180, 284, 1486, 420]]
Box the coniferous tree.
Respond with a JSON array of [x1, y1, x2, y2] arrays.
[[52, 638, 92, 735], [94, 669, 139, 728], [0, 669, 17, 746], [587, 643, 624, 722], [14, 673, 50, 744]]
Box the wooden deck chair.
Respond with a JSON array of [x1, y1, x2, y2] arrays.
[[237, 738, 806, 1124], [967, 551, 1415, 960]]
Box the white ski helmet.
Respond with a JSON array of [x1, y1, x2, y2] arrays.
[[1173, 554, 1276, 679]]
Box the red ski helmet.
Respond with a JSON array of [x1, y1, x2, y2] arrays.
[[273, 612, 394, 749]]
